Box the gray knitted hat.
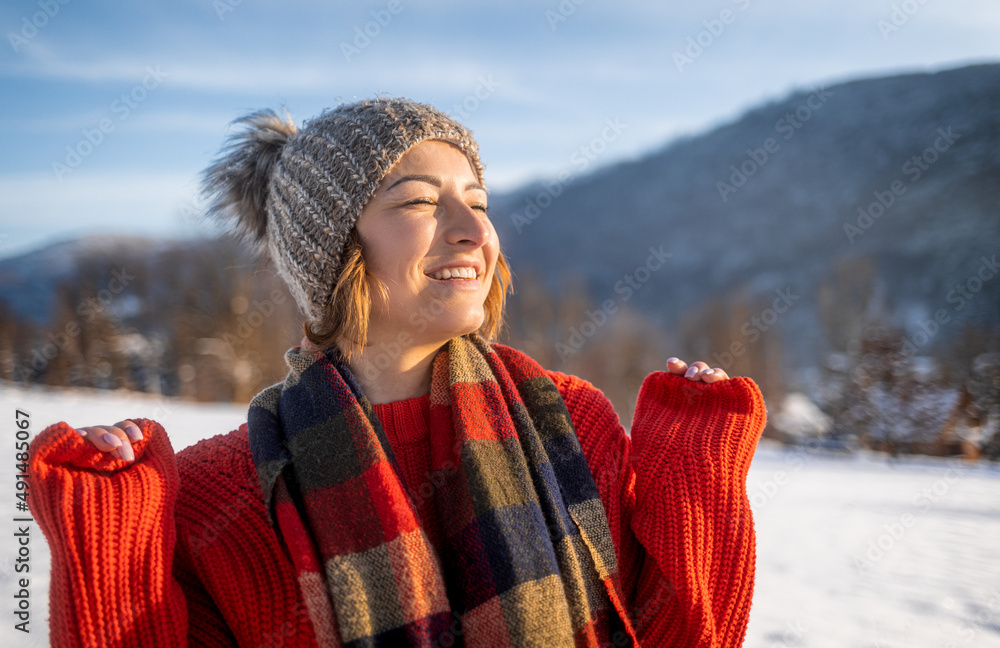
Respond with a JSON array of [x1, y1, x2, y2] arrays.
[[202, 97, 485, 322]]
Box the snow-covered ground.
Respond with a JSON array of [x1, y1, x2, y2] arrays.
[[2, 383, 998, 647], [745, 444, 1000, 647]]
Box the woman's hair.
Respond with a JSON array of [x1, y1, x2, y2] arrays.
[[303, 229, 512, 360]]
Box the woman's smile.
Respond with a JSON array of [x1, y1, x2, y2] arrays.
[[423, 259, 485, 288]]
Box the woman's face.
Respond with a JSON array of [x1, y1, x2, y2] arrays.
[[355, 140, 499, 349]]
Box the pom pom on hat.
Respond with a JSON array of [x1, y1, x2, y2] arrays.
[[201, 109, 297, 249]]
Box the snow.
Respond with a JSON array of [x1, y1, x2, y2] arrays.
[[2, 383, 999, 647], [770, 392, 833, 439], [746, 444, 1000, 647]]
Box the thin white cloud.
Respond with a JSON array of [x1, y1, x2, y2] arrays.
[[0, 170, 209, 258], [0, 170, 198, 221], [1, 41, 531, 98]]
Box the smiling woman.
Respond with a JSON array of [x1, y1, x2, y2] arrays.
[[305, 140, 509, 404], [26, 97, 767, 648]]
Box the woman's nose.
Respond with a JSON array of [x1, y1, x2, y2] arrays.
[[443, 198, 491, 247]]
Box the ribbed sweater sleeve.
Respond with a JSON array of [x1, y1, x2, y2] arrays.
[[26, 419, 235, 647], [549, 370, 767, 648], [26, 419, 186, 646]]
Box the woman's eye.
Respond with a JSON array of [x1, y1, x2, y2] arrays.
[[406, 198, 436, 206], [471, 203, 489, 214]]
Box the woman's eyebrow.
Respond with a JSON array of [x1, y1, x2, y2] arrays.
[[386, 174, 440, 191], [385, 175, 487, 193]]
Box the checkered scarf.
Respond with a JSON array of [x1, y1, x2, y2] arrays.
[[247, 333, 637, 647]]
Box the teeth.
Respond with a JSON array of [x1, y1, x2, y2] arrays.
[[429, 266, 477, 280]]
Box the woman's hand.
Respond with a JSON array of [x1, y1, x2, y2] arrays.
[[666, 357, 729, 383], [75, 420, 143, 462]]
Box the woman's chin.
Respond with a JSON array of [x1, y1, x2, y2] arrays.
[[429, 316, 486, 342]]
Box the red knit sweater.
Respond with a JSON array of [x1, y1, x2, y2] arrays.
[[27, 369, 766, 647], [371, 396, 447, 554]]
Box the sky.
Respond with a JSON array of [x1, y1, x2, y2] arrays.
[[0, 0, 998, 259]]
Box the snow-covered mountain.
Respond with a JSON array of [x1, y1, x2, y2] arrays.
[[2, 64, 998, 371], [0, 235, 184, 324], [489, 63, 1000, 367]]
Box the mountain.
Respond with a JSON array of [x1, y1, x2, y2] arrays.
[[0, 235, 176, 324], [489, 63, 1000, 368], [2, 64, 998, 375]]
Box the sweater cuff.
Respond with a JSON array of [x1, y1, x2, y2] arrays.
[[630, 372, 767, 480], [636, 372, 766, 418], [28, 419, 166, 475]]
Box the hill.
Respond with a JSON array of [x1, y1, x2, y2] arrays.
[[489, 63, 1000, 369]]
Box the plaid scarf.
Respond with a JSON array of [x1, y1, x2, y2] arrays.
[[247, 333, 637, 647]]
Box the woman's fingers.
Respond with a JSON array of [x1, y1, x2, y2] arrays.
[[684, 361, 711, 379], [666, 357, 688, 375], [699, 367, 730, 383], [116, 420, 143, 442], [665, 357, 730, 382], [75, 420, 140, 461]]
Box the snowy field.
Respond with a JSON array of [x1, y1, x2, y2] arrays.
[[2, 382, 999, 648]]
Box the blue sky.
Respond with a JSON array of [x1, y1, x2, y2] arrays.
[[1, 0, 997, 258]]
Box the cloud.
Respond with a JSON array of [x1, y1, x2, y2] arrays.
[[0, 169, 213, 258], [0, 170, 198, 224], [3, 0, 999, 256]]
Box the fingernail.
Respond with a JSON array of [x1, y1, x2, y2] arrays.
[[75, 427, 88, 436], [121, 445, 134, 462], [703, 369, 715, 375], [125, 425, 143, 441], [102, 432, 122, 448], [667, 357, 679, 364], [685, 366, 698, 378]]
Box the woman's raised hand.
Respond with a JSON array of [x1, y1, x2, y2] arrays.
[[75, 420, 143, 462], [666, 357, 730, 383]]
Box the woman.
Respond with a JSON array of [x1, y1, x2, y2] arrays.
[[27, 98, 766, 647]]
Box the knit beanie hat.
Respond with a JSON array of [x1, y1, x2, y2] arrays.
[[201, 97, 485, 322]]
